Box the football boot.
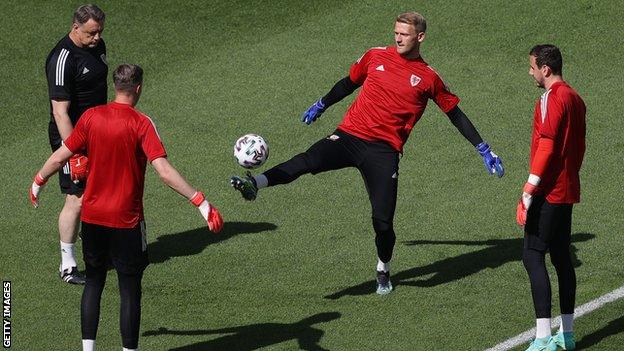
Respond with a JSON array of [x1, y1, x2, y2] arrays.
[[376, 270, 393, 295], [230, 171, 258, 201]]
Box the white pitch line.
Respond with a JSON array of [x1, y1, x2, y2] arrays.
[[485, 285, 624, 351]]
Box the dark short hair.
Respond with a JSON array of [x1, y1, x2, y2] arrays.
[[113, 64, 143, 92], [530, 44, 563, 75], [396, 12, 427, 33], [73, 4, 105, 25]]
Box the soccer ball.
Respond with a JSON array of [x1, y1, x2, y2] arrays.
[[233, 134, 269, 169]]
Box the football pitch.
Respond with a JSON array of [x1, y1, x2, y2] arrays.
[[2, 1, 624, 350]]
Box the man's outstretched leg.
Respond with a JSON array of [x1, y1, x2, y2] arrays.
[[230, 131, 359, 201]]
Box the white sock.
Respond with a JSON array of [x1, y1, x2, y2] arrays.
[[122, 348, 137, 351], [560, 313, 574, 332], [376, 258, 390, 273], [82, 339, 95, 351], [60, 241, 78, 271], [253, 174, 268, 189], [536, 318, 551, 339]]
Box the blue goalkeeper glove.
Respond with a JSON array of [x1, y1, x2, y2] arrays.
[[301, 98, 326, 125], [476, 142, 504, 177]]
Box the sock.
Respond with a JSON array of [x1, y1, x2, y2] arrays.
[[560, 313, 574, 332], [376, 258, 390, 273], [253, 174, 268, 189], [536, 318, 551, 339], [60, 241, 78, 272], [122, 348, 137, 351], [82, 339, 95, 351]]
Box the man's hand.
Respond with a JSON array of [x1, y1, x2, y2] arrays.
[[69, 154, 89, 183], [29, 173, 47, 208], [516, 182, 538, 226], [301, 98, 326, 125], [476, 142, 504, 177], [190, 191, 223, 233]]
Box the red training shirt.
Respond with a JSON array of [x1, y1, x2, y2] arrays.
[[64, 102, 167, 228], [337, 46, 460, 152], [530, 81, 586, 203]]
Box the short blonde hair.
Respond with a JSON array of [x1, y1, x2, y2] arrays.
[[396, 12, 426, 33]]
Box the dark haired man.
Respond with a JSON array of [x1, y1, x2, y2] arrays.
[[519, 44, 586, 351], [30, 64, 224, 351], [231, 12, 504, 295], [45, 4, 108, 284]]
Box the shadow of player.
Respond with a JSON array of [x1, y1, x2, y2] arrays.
[[576, 314, 624, 349], [324, 233, 595, 299], [149, 221, 277, 264], [143, 312, 341, 351]]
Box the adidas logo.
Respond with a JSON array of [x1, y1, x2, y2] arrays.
[[82, 67, 90, 74], [376, 65, 385, 71]]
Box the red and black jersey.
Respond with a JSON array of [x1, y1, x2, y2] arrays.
[[337, 46, 460, 152], [64, 102, 167, 228], [45, 35, 108, 142], [530, 81, 586, 203]]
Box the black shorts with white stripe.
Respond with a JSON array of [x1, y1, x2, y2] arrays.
[[49, 138, 85, 195]]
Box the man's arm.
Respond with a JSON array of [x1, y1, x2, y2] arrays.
[[321, 76, 361, 107], [51, 100, 73, 140], [29, 144, 74, 207], [151, 157, 196, 199], [517, 95, 563, 226], [301, 76, 361, 125], [446, 106, 483, 146], [151, 157, 223, 233], [40, 144, 74, 179], [446, 106, 505, 177]]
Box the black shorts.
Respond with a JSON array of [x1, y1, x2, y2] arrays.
[[306, 129, 399, 222], [524, 196, 573, 252], [81, 221, 149, 275], [49, 125, 85, 195]]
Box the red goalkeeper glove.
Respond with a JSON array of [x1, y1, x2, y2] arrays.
[[516, 181, 538, 226], [29, 173, 47, 208], [190, 191, 223, 233], [69, 154, 89, 183]]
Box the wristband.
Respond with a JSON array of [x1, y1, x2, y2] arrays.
[[190, 191, 206, 207], [34, 173, 47, 186]]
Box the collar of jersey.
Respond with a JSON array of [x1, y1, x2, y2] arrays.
[[110, 101, 133, 109]]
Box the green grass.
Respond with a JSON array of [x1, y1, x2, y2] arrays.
[[2, 0, 624, 349]]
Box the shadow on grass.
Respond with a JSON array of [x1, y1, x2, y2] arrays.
[[576, 315, 624, 349], [149, 221, 277, 264], [324, 233, 595, 299], [143, 312, 341, 351]]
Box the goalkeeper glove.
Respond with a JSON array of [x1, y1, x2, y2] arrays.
[[516, 181, 538, 226], [190, 191, 223, 233], [29, 173, 47, 208], [476, 142, 504, 177], [301, 98, 326, 125], [69, 154, 89, 183]]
